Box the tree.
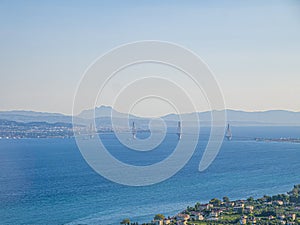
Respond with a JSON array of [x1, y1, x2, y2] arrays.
[[187, 206, 193, 211], [195, 202, 201, 210], [263, 195, 272, 202], [209, 198, 222, 206], [154, 214, 165, 220], [288, 185, 300, 203], [120, 218, 130, 225], [247, 197, 254, 203], [223, 196, 230, 203]]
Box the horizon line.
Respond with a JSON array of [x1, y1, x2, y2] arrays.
[[0, 106, 300, 117]]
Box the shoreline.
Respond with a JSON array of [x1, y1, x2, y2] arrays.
[[124, 185, 300, 225]]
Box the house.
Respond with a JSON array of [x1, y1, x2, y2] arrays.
[[190, 213, 204, 221], [295, 206, 300, 211], [288, 213, 296, 221], [205, 203, 214, 209], [206, 211, 219, 221], [209, 211, 219, 217], [163, 219, 171, 225], [153, 220, 163, 225], [176, 221, 187, 225], [274, 200, 284, 206], [176, 214, 190, 221], [264, 202, 272, 205], [244, 205, 254, 213], [248, 216, 257, 224], [278, 215, 286, 220], [206, 217, 219, 221], [234, 206, 244, 214], [225, 202, 235, 207], [287, 222, 295, 225], [195, 204, 208, 211], [237, 203, 245, 208], [268, 215, 275, 220], [240, 215, 247, 225], [235, 200, 245, 207]]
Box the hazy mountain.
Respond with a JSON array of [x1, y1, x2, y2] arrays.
[[77, 106, 151, 129], [163, 109, 300, 126], [0, 110, 73, 123], [78, 106, 120, 119], [225, 110, 300, 126], [0, 107, 300, 126]]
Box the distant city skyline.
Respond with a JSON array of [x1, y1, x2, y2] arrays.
[[1, 1, 300, 116]]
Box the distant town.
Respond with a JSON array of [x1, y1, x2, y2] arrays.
[[0, 119, 74, 139], [0, 119, 150, 139], [255, 138, 300, 144], [123, 185, 300, 225], [1, 117, 300, 143], [1, 108, 300, 140]]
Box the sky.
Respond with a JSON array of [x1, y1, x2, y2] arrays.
[[0, 0, 300, 116]]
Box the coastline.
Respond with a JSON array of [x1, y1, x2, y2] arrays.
[[127, 185, 300, 225]]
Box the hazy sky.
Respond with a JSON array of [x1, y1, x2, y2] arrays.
[[1, 0, 300, 116]]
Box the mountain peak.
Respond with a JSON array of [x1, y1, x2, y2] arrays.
[[78, 105, 120, 119]]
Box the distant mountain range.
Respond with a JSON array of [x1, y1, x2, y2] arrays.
[[0, 110, 73, 124], [0, 106, 300, 127]]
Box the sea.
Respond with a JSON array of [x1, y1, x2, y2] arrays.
[[0, 126, 300, 225]]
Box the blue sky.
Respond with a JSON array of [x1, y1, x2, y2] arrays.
[[0, 0, 300, 115]]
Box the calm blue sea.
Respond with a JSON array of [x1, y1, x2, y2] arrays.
[[0, 126, 300, 225]]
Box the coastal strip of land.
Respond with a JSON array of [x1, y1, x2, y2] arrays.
[[255, 138, 300, 144], [121, 185, 300, 225]]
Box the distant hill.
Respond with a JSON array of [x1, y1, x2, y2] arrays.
[[0, 110, 73, 124], [163, 110, 300, 126], [225, 109, 300, 126], [78, 106, 118, 119], [0, 107, 300, 127]]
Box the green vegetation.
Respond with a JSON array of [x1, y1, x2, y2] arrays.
[[137, 185, 300, 225], [120, 218, 130, 225], [154, 214, 165, 220], [223, 196, 230, 203], [209, 198, 222, 206]]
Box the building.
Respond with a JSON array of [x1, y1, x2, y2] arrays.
[[163, 219, 171, 225], [288, 213, 296, 221], [244, 205, 254, 213], [207, 211, 219, 221], [274, 200, 284, 206], [240, 215, 247, 225], [153, 220, 163, 225], [176, 214, 190, 221], [190, 212, 204, 221]]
